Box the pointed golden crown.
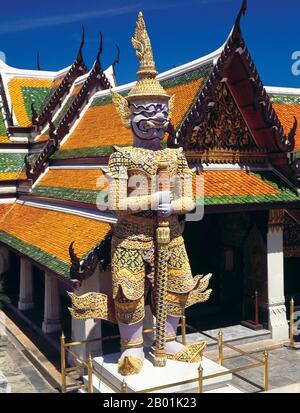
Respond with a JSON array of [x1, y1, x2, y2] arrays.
[[112, 12, 173, 128], [127, 12, 169, 101]]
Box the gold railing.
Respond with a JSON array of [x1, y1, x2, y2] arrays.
[[60, 318, 269, 393], [60, 328, 154, 393], [290, 298, 295, 349], [185, 322, 268, 393]]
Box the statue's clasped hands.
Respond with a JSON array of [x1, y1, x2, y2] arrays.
[[157, 190, 174, 217]]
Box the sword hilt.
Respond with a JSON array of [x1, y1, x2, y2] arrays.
[[157, 159, 170, 242]]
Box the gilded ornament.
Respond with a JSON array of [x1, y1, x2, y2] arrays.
[[118, 355, 144, 376], [166, 342, 207, 363]]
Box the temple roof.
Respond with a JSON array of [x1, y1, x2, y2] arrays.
[[52, 54, 216, 160], [0, 61, 71, 127], [0, 1, 299, 281], [32, 167, 107, 205], [0, 153, 27, 180], [0, 202, 110, 279], [30, 165, 300, 210], [196, 168, 299, 207]]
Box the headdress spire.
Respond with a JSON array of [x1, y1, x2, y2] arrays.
[[112, 12, 171, 128], [127, 12, 169, 101], [131, 11, 157, 80]]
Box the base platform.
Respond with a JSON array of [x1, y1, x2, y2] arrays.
[[91, 351, 233, 393]]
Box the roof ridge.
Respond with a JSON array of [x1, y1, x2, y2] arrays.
[[25, 53, 112, 181], [34, 51, 88, 129]]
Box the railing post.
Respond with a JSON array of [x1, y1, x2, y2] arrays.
[[181, 310, 187, 346], [264, 351, 269, 392], [121, 379, 127, 393], [290, 298, 295, 349], [198, 363, 203, 393], [87, 353, 94, 393], [218, 330, 223, 366], [60, 332, 67, 393]]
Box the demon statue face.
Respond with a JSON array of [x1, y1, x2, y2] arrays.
[[129, 100, 170, 140], [112, 92, 175, 143]]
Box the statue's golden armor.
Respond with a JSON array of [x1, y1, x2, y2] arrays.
[[69, 12, 212, 376], [108, 145, 211, 325]]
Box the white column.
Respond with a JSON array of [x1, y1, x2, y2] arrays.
[[267, 210, 289, 341], [70, 266, 103, 361], [18, 257, 34, 310], [42, 272, 62, 333]]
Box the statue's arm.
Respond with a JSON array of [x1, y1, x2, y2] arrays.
[[107, 152, 159, 214], [171, 153, 196, 214]]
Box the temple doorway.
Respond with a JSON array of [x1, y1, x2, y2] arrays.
[[284, 257, 300, 313], [184, 211, 268, 331]]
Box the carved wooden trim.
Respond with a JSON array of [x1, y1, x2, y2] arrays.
[[187, 82, 258, 153], [26, 55, 111, 181], [34, 31, 89, 129], [185, 148, 269, 164], [176, 0, 297, 164], [269, 209, 285, 232]]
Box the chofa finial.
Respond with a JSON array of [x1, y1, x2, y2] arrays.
[[234, 0, 247, 33]]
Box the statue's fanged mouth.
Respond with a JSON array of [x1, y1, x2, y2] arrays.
[[137, 119, 169, 132]]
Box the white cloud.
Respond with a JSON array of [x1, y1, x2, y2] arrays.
[[0, 4, 139, 34], [0, 0, 232, 35]]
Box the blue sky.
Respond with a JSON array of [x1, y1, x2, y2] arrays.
[[0, 0, 299, 88]]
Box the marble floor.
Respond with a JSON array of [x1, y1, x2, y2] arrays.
[[0, 334, 57, 393], [179, 324, 270, 347], [224, 347, 300, 392]]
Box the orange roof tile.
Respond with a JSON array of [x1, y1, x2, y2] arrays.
[[201, 170, 279, 197], [58, 65, 212, 154], [0, 171, 26, 181], [167, 78, 203, 129], [192, 169, 299, 205], [0, 203, 110, 268], [8, 78, 53, 126], [60, 80, 202, 152], [61, 104, 132, 150], [36, 168, 107, 190]]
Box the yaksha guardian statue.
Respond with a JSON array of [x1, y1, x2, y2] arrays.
[[69, 12, 212, 376]]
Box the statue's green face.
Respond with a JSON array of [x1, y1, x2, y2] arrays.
[[130, 101, 169, 140]]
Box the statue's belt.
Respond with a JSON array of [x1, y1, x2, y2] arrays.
[[113, 216, 182, 240]]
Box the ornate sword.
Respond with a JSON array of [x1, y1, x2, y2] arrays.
[[154, 159, 170, 367]]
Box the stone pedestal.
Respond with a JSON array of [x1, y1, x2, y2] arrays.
[[42, 272, 62, 334], [18, 258, 34, 311], [267, 211, 289, 341], [91, 352, 232, 393]]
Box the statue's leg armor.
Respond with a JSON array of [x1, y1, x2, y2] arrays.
[[118, 321, 144, 375], [164, 314, 206, 362], [165, 315, 185, 354], [161, 237, 208, 362], [115, 293, 145, 376]]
